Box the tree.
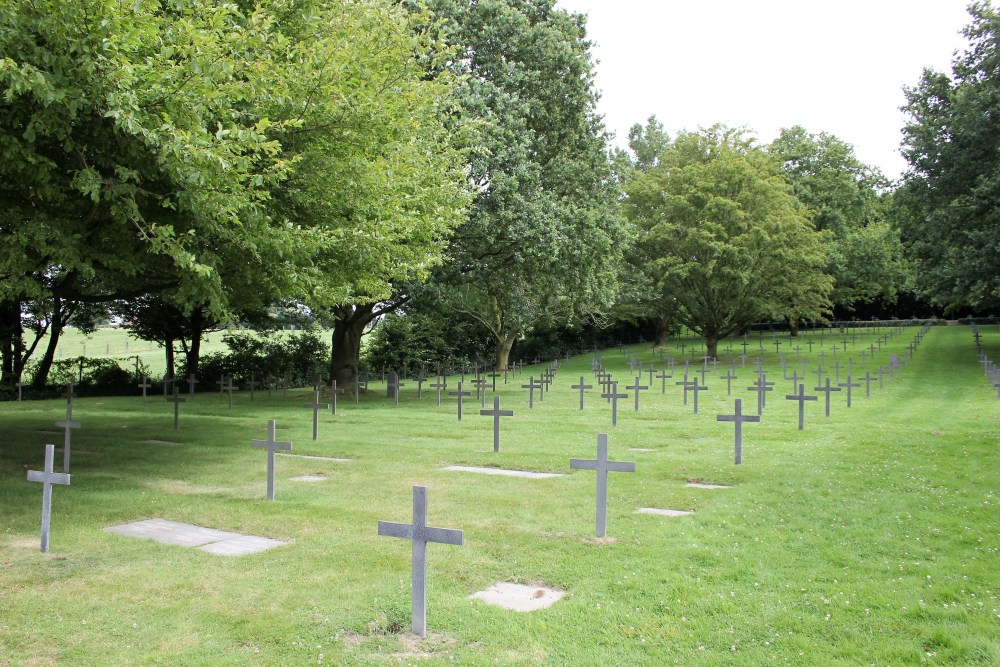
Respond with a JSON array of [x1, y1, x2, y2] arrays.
[[0, 1, 470, 386], [623, 126, 833, 358], [768, 126, 910, 313], [896, 2, 1000, 314], [412, 0, 630, 371]]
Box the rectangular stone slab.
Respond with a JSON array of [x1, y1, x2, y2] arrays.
[[685, 483, 731, 489], [197, 535, 287, 556], [443, 465, 563, 479], [277, 453, 350, 462], [106, 519, 241, 547], [289, 475, 328, 482], [470, 582, 566, 611], [635, 507, 693, 517]]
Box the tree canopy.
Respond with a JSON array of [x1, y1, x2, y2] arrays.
[[896, 1, 1000, 314], [623, 126, 832, 357]]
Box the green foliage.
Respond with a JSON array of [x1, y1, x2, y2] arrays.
[[25, 355, 150, 391], [624, 126, 833, 353], [362, 312, 493, 376], [197, 330, 328, 388], [416, 0, 630, 365], [769, 126, 910, 309], [896, 2, 1000, 313]]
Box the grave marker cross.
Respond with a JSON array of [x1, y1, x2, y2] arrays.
[[746, 375, 774, 415], [55, 401, 81, 473], [655, 369, 672, 394], [814, 377, 841, 416], [429, 375, 446, 407], [138, 376, 152, 405], [785, 383, 817, 430], [717, 398, 760, 464], [377, 486, 463, 637], [601, 382, 628, 426], [690, 377, 708, 414], [859, 371, 875, 398], [720, 369, 737, 396], [26, 444, 71, 553], [569, 434, 635, 537], [251, 419, 292, 500], [838, 375, 860, 407], [449, 382, 472, 421], [521, 377, 542, 409], [480, 396, 514, 452], [571, 376, 593, 410], [626, 376, 649, 412], [167, 387, 185, 431], [303, 391, 329, 440]]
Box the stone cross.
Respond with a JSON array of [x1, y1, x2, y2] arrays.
[[655, 369, 672, 394], [15, 380, 23, 402], [785, 383, 817, 430], [55, 401, 81, 473], [167, 386, 185, 430], [251, 419, 292, 500], [838, 375, 860, 407], [690, 377, 708, 414], [138, 376, 151, 404], [480, 396, 514, 452], [717, 398, 759, 464], [388, 372, 404, 405], [377, 486, 463, 637], [746, 375, 774, 415], [64, 379, 78, 402], [488, 371, 501, 392], [601, 382, 628, 426], [831, 360, 843, 383], [216, 375, 228, 396], [222, 375, 237, 410], [303, 391, 329, 440], [676, 373, 693, 405], [27, 444, 71, 553], [328, 379, 338, 415], [471, 377, 487, 405], [814, 377, 841, 416], [876, 365, 889, 389], [187, 373, 198, 396], [429, 375, 446, 407], [571, 376, 593, 410], [449, 382, 471, 421], [720, 369, 737, 396], [626, 376, 649, 412], [521, 377, 542, 409], [570, 434, 635, 538], [859, 370, 875, 397], [416, 372, 425, 399], [247, 375, 259, 403]]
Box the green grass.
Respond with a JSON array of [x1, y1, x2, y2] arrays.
[[1, 325, 998, 665]]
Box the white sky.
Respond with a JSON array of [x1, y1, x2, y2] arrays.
[[556, 0, 973, 181]]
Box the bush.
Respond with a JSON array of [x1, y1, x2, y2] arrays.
[[362, 312, 493, 377], [197, 329, 329, 390]]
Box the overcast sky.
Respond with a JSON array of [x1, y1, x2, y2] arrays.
[[555, 0, 973, 181]]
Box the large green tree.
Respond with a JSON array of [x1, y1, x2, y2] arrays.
[[769, 126, 910, 312], [623, 126, 833, 358], [0, 0, 470, 385], [896, 2, 1000, 313], [413, 0, 629, 371]]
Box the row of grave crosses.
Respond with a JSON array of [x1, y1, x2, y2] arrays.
[[971, 324, 1000, 399]]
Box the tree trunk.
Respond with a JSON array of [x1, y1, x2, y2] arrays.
[[788, 319, 799, 337], [495, 330, 517, 371], [654, 312, 672, 347], [164, 338, 175, 382], [30, 298, 65, 388], [330, 304, 377, 390], [705, 332, 720, 361], [0, 300, 21, 385], [184, 307, 205, 378]]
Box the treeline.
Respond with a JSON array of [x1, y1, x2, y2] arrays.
[[2, 0, 997, 390]]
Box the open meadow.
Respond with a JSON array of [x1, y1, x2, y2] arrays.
[[1, 325, 998, 666]]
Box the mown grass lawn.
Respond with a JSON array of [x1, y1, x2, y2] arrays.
[[1, 325, 997, 665]]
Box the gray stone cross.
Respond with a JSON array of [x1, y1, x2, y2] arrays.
[[814, 377, 841, 416], [521, 377, 542, 409], [626, 376, 649, 412], [746, 375, 774, 415], [251, 419, 292, 500], [571, 376, 593, 410], [27, 444, 71, 553], [720, 369, 737, 395], [138, 376, 152, 405], [388, 372, 404, 405], [690, 377, 708, 414], [601, 382, 628, 426], [303, 391, 329, 440], [429, 375, 446, 407], [167, 387, 185, 430], [377, 486, 463, 637], [655, 369, 672, 394], [717, 398, 759, 464], [859, 370, 875, 397], [449, 382, 471, 421], [676, 373, 694, 405], [480, 395, 514, 452], [838, 375, 860, 407], [570, 433, 635, 538], [785, 383, 817, 430], [55, 401, 81, 473], [186, 373, 199, 396]]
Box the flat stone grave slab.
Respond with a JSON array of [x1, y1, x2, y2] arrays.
[[685, 483, 731, 489], [470, 582, 566, 611], [628, 448, 656, 452], [290, 475, 328, 482], [443, 465, 563, 479], [142, 440, 182, 446], [635, 507, 693, 517], [105, 518, 287, 556], [277, 453, 350, 462]]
